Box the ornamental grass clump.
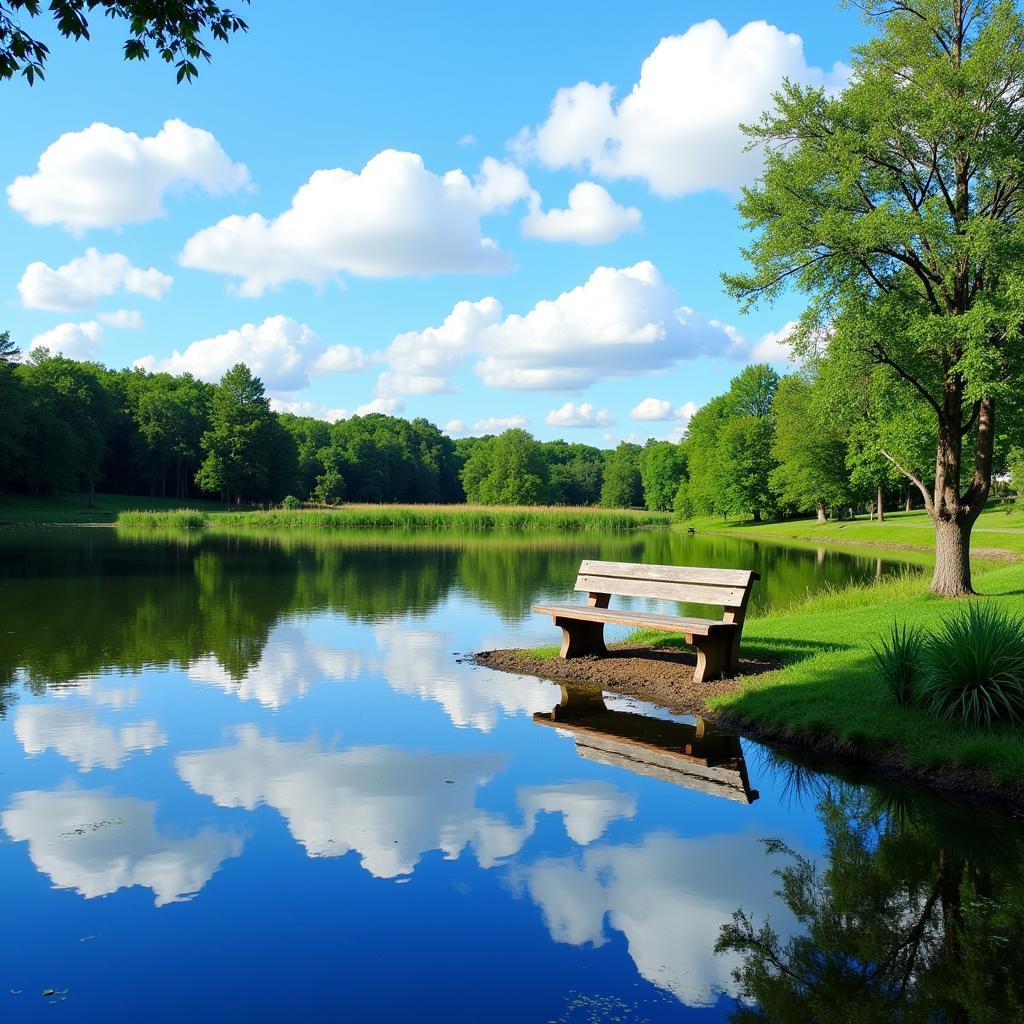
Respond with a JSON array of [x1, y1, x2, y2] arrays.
[[871, 621, 924, 708], [917, 603, 1024, 729]]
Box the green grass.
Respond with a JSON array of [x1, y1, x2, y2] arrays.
[[682, 500, 1024, 557], [706, 562, 1024, 791], [0, 492, 223, 525], [116, 509, 209, 529], [204, 504, 671, 533]]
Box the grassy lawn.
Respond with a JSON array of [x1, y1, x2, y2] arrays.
[[686, 500, 1024, 557], [0, 492, 225, 525], [621, 559, 1024, 797]]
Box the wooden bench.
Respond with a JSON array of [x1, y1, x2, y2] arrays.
[[533, 560, 759, 684]]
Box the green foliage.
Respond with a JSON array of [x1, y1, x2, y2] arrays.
[[543, 441, 604, 505], [686, 366, 779, 521], [919, 603, 1024, 728], [1009, 446, 1024, 496], [770, 373, 852, 518], [724, 0, 1024, 593], [600, 442, 643, 508], [1, 1, 250, 85], [460, 429, 549, 505], [871, 620, 924, 708], [281, 495, 301, 511], [196, 364, 292, 503], [637, 440, 686, 511]]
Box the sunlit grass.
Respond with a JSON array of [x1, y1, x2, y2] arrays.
[[210, 504, 672, 532], [116, 509, 209, 529]]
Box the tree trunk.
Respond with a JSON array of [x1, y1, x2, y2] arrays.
[[915, 387, 993, 597], [877, 484, 884, 522], [931, 513, 974, 596], [752, 509, 761, 523], [905, 493, 912, 513], [816, 503, 827, 523], [88, 477, 95, 508]]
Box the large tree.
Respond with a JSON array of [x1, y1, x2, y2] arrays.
[[1, 0, 249, 84], [196, 363, 279, 504], [725, 0, 1024, 595]]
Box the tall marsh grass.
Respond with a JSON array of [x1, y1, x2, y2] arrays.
[[116, 509, 209, 529], [211, 504, 671, 533]]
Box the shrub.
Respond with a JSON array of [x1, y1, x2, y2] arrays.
[[918, 603, 1024, 728], [282, 495, 301, 510], [871, 620, 923, 708]]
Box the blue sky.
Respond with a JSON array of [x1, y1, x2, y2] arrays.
[[2, 0, 868, 442]]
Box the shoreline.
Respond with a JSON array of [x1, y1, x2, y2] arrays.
[[474, 643, 1024, 814]]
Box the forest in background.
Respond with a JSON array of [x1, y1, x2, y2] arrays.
[[1, 330, 1020, 518]]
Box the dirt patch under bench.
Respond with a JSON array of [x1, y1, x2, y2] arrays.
[[474, 643, 777, 717]]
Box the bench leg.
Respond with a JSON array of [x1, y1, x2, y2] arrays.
[[693, 636, 731, 684], [554, 616, 607, 659]]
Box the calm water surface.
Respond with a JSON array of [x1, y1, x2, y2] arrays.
[[0, 528, 1019, 1021]]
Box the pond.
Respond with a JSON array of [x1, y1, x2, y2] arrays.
[[0, 527, 1017, 1021]]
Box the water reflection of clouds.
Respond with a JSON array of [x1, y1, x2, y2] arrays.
[[186, 623, 367, 708], [375, 624, 558, 731], [15, 705, 167, 771], [514, 830, 796, 1008], [177, 727, 634, 879], [1, 788, 243, 906]]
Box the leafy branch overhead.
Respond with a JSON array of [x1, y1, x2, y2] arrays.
[[0, 0, 249, 84]]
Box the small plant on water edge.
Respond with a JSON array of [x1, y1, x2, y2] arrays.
[[871, 620, 923, 708], [917, 603, 1024, 729], [281, 495, 301, 510]]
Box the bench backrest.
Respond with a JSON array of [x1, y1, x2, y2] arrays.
[[574, 560, 759, 623]]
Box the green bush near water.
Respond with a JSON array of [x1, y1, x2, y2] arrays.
[[871, 621, 924, 708], [116, 504, 672, 533], [918, 604, 1024, 728]]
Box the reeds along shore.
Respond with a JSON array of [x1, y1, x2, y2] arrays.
[[115, 504, 673, 532]]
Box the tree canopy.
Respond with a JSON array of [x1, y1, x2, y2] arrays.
[[725, 0, 1024, 594], [1, 0, 249, 84]]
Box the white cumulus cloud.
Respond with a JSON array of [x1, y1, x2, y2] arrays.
[[474, 261, 746, 390], [373, 262, 747, 395], [18, 248, 172, 310], [7, 119, 249, 232], [179, 151, 533, 297], [97, 308, 145, 329], [515, 19, 848, 197], [546, 402, 613, 428], [473, 415, 529, 434], [522, 182, 641, 244], [751, 320, 798, 363], [630, 397, 698, 422], [135, 315, 370, 393], [376, 297, 501, 398], [29, 320, 102, 360]]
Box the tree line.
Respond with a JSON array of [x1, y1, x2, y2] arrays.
[[0, 332, 677, 509]]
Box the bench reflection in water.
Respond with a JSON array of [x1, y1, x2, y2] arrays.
[[534, 685, 759, 805]]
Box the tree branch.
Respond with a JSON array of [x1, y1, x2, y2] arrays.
[[881, 449, 934, 516]]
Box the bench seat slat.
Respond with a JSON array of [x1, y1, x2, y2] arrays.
[[533, 602, 738, 635], [574, 574, 748, 609], [580, 560, 759, 588]]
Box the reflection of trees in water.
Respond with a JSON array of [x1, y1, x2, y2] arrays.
[[717, 766, 1024, 1022], [0, 528, 918, 702]]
